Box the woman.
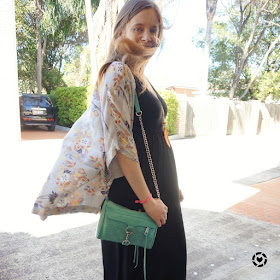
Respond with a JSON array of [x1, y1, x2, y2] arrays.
[[32, 0, 186, 279], [99, 1, 186, 279]]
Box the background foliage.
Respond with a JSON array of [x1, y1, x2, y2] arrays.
[[157, 89, 179, 135], [195, 1, 280, 101], [51, 86, 90, 127], [15, 0, 92, 94], [254, 71, 280, 102]]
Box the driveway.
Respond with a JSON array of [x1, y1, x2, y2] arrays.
[[21, 125, 68, 140]]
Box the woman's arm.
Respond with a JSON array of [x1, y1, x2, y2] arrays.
[[179, 189, 184, 202], [116, 152, 168, 227]]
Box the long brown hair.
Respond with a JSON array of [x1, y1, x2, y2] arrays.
[[97, 0, 164, 92]]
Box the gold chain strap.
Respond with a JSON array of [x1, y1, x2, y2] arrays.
[[136, 111, 161, 199]]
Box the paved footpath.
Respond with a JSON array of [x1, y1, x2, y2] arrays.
[[228, 177, 280, 226], [0, 130, 279, 280]]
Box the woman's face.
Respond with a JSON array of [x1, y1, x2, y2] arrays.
[[123, 8, 160, 48]]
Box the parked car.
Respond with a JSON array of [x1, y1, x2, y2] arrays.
[[19, 94, 56, 131]]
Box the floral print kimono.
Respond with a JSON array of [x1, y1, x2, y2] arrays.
[[32, 62, 139, 221]]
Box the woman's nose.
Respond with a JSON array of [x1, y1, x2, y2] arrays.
[[141, 29, 153, 42]]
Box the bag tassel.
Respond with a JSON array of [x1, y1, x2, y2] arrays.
[[133, 245, 139, 268], [133, 228, 149, 280]]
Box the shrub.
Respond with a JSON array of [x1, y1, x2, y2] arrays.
[[50, 87, 89, 127], [157, 89, 179, 135]]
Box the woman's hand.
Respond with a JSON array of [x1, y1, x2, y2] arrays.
[[143, 198, 168, 227], [179, 189, 184, 203]]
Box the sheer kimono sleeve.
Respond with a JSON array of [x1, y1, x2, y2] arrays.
[[100, 61, 139, 178]]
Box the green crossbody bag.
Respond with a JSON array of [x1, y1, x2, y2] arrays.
[[96, 90, 161, 280]]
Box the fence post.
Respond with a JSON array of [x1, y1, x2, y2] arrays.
[[177, 95, 188, 137], [246, 100, 260, 135], [218, 99, 230, 136]]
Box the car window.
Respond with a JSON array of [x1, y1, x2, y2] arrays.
[[23, 96, 52, 107], [40, 97, 52, 107], [23, 97, 40, 106]]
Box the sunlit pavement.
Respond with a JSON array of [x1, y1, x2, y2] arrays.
[[1, 131, 280, 279], [21, 125, 68, 140]]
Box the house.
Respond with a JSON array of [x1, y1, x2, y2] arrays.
[[167, 86, 200, 97]]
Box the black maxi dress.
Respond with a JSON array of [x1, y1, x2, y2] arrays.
[[101, 78, 187, 280]]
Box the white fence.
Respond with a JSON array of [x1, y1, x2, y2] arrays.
[[176, 96, 280, 137]]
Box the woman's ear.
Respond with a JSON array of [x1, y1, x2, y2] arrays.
[[119, 26, 127, 37], [119, 29, 125, 37]]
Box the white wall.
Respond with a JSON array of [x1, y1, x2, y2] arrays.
[[0, 0, 21, 142]]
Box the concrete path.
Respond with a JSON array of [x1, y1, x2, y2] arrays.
[[1, 131, 280, 280]]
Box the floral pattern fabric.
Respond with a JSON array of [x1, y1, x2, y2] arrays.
[[32, 62, 138, 220]]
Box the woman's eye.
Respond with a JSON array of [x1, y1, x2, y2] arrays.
[[151, 29, 157, 34], [134, 27, 142, 32]]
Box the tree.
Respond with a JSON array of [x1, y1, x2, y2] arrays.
[[240, 33, 280, 99], [200, 0, 218, 96], [85, 0, 96, 85], [15, 0, 37, 93], [34, 0, 45, 94], [228, 0, 280, 99], [197, 0, 280, 100], [15, 0, 89, 94]]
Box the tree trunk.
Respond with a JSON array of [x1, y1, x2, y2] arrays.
[[200, 0, 218, 96], [240, 33, 280, 100], [77, 48, 87, 86], [201, 21, 212, 96], [201, 0, 218, 96], [85, 0, 97, 85], [91, 0, 119, 73], [36, 28, 42, 94], [30, 72, 37, 93], [229, 72, 241, 99], [30, 36, 46, 94]]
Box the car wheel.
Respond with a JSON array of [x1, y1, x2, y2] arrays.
[[48, 125, 55, 131]]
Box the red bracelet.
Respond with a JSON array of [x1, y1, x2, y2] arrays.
[[135, 193, 152, 204]]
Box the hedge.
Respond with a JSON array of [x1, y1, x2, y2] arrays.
[[157, 89, 179, 135], [50, 86, 94, 127], [50, 86, 179, 134]]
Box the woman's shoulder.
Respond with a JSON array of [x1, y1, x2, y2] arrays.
[[107, 61, 126, 73], [105, 61, 135, 88]]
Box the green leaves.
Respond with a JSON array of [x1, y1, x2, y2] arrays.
[[203, 1, 280, 100], [51, 86, 88, 127], [15, 0, 93, 94], [254, 71, 280, 102], [157, 89, 179, 135]]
